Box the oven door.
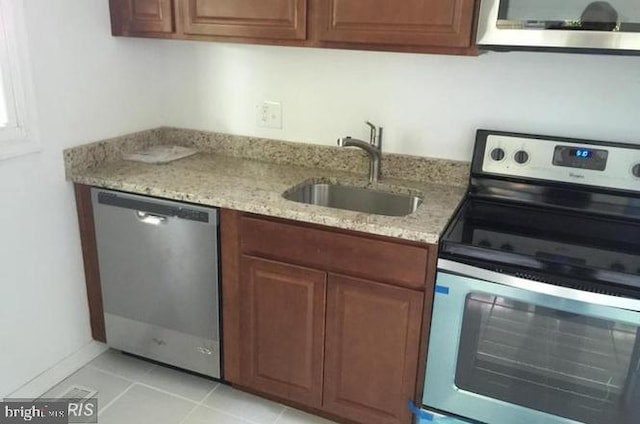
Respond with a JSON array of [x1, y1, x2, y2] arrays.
[[424, 260, 640, 424]]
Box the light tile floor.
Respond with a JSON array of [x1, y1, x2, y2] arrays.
[[43, 349, 337, 424]]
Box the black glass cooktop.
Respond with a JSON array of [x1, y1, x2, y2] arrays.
[[440, 198, 640, 295]]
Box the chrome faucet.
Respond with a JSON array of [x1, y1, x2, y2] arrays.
[[337, 121, 383, 183]]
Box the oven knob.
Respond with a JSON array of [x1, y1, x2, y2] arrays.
[[514, 150, 529, 164], [611, 262, 626, 272], [491, 148, 505, 161], [632, 164, 640, 178]]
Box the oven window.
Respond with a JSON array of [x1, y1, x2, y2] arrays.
[[455, 293, 640, 424]]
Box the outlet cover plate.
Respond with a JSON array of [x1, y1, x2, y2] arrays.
[[256, 101, 282, 129]]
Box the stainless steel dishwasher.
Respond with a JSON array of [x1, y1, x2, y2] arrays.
[[91, 188, 221, 378]]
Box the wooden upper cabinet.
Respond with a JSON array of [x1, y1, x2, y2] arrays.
[[109, 0, 477, 53], [323, 273, 424, 424], [239, 255, 326, 408], [180, 0, 307, 40], [314, 0, 476, 48], [110, 0, 175, 35]]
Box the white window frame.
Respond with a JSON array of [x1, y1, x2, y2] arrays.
[[0, 0, 38, 160]]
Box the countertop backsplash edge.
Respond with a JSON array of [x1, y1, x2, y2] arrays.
[[65, 126, 470, 187]]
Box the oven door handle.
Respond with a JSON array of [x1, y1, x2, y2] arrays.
[[438, 258, 640, 312]]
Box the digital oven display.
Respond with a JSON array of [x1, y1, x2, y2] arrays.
[[553, 145, 608, 171], [571, 149, 593, 159]]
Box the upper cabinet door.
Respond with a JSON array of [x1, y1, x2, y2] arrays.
[[110, 0, 175, 34], [180, 0, 307, 40], [314, 0, 476, 48]]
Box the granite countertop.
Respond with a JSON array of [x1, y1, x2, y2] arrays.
[[64, 128, 468, 244]]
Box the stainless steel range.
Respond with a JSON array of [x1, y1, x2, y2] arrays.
[[421, 130, 640, 424]]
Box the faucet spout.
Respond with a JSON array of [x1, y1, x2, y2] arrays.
[[337, 137, 379, 156], [337, 129, 383, 183]]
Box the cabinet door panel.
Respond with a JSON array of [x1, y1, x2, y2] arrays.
[[315, 0, 475, 47], [240, 256, 326, 407], [241, 216, 429, 290], [324, 274, 423, 424], [181, 0, 307, 40], [116, 0, 174, 34]]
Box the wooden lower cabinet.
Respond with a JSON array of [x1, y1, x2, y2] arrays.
[[75, 200, 433, 424], [225, 214, 432, 424], [323, 274, 424, 424], [239, 255, 327, 408]]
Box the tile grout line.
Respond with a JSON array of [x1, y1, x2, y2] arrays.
[[88, 359, 221, 404], [84, 364, 140, 384], [272, 406, 288, 424], [178, 402, 200, 424], [85, 357, 221, 424], [180, 383, 261, 424], [157, 376, 221, 424], [197, 403, 265, 424], [182, 383, 262, 424], [88, 352, 291, 424], [197, 383, 220, 405], [97, 381, 135, 417], [199, 384, 288, 424], [133, 382, 202, 405]]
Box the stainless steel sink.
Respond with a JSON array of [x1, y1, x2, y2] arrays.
[[283, 182, 423, 216]]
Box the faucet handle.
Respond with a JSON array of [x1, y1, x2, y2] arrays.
[[364, 121, 382, 148], [365, 121, 377, 145]]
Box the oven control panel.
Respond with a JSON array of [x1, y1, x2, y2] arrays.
[[481, 134, 640, 192]]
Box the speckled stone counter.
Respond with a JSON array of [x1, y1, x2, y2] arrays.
[[64, 128, 469, 244]]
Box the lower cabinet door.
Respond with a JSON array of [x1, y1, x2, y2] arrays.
[[239, 255, 326, 408], [323, 273, 424, 424]]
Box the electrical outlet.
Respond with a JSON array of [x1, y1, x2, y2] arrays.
[[256, 101, 282, 129]]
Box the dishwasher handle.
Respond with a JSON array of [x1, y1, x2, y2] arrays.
[[136, 211, 168, 225], [96, 190, 214, 224]]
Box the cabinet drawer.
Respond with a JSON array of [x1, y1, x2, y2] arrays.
[[240, 216, 429, 290]]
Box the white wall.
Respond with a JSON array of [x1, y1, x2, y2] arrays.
[[0, 0, 165, 398], [161, 41, 640, 161]]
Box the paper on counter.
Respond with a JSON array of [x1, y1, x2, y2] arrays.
[[123, 145, 198, 164]]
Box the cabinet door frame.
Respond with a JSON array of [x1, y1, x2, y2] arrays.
[[179, 0, 308, 40], [110, 0, 175, 35], [313, 0, 476, 48], [239, 255, 327, 407], [323, 273, 424, 424]]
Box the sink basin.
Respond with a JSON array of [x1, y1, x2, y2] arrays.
[[283, 182, 423, 216]]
